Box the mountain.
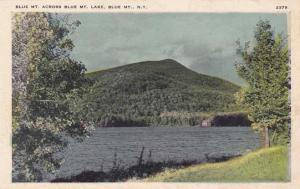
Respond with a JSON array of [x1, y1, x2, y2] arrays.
[[84, 59, 241, 127]]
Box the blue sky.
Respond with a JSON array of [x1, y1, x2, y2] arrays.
[[68, 13, 287, 85]]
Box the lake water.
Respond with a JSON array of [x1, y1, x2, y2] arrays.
[[55, 126, 260, 179]]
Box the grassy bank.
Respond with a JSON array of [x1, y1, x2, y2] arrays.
[[145, 146, 289, 182]]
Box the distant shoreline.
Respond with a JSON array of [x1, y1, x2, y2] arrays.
[[91, 111, 251, 128]]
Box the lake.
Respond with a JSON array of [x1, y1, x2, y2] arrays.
[[54, 126, 260, 179]]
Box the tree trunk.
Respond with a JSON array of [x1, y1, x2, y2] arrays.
[[261, 127, 270, 148]]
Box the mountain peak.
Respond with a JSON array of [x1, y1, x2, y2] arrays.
[[160, 59, 178, 63], [88, 59, 239, 93]]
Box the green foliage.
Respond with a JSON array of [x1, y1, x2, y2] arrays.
[[146, 146, 289, 182], [210, 112, 251, 127], [235, 20, 290, 146], [84, 59, 241, 127], [12, 13, 93, 181]]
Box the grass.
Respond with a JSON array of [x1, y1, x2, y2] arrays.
[[144, 146, 289, 182]]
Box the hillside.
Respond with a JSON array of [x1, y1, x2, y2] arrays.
[[145, 146, 289, 182], [84, 59, 241, 127]]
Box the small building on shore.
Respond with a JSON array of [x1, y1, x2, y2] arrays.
[[201, 119, 211, 127]]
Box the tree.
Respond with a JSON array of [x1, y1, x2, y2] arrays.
[[12, 13, 94, 181], [235, 20, 290, 147]]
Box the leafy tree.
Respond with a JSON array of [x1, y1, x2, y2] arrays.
[[12, 13, 94, 181], [235, 20, 290, 147]]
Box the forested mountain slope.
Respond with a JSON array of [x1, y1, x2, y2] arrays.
[[84, 59, 241, 127]]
